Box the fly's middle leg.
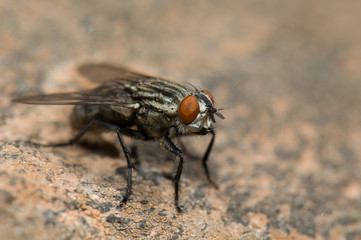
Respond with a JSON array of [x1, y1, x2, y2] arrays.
[[162, 135, 184, 213]]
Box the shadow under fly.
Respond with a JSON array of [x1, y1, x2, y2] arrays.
[[13, 63, 224, 212]]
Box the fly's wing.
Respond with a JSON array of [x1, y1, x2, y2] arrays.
[[12, 81, 137, 108], [77, 63, 154, 83], [14, 64, 166, 107]]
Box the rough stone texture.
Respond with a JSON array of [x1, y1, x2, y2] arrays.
[[1, 1, 361, 239]]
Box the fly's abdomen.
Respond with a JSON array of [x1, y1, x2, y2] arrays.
[[70, 104, 138, 131]]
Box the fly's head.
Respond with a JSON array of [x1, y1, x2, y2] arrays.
[[178, 89, 224, 134]]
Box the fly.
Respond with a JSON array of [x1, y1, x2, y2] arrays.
[[13, 63, 224, 212]]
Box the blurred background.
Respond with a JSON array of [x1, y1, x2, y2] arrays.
[[1, 1, 361, 239]]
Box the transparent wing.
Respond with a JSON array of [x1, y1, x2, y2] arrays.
[[13, 81, 137, 107], [77, 63, 154, 83], [14, 64, 165, 107]]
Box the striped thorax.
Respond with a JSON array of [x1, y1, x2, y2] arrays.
[[124, 78, 223, 136], [12, 64, 224, 212]]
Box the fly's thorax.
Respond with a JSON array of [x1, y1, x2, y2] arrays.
[[134, 106, 174, 139], [124, 79, 223, 136], [177, 89, 222, 134], [125, 79, 188, 117]]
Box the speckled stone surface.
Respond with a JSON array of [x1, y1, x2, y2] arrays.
[[1, 1, 361, 239]]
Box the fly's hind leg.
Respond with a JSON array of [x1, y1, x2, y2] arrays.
[[84, 120, 146, 206], [26, 119, 99, 147], [32, 119, 146, 207]]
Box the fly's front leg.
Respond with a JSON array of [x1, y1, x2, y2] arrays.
[[161, 135, 184, 213], [202, 129, 218, 188]]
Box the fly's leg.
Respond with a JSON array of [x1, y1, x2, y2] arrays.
[[202, 130, 218, 189], [114, 127, 133, 205], [31, 119, 144, 206], [31, 119, 145, 147], [177, 130, 217, 189], [162, 136, 184, 213], [80, 120, 143, 205], [81, 120, 144, 205], [27, 119, 100, 147]]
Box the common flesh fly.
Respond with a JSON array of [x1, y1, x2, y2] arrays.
[[13, 64, 224, 212]]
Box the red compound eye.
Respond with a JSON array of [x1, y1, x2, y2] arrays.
[[179, 95, 199, 124], [201, 90, 215, 104]]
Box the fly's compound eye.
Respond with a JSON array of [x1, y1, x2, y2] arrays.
[[179, 95, 200, 124], [201, 90, 215, 104]]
